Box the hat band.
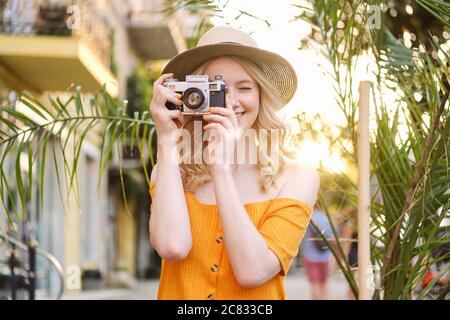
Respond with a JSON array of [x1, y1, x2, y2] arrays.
[[218, 41, 241, 45]]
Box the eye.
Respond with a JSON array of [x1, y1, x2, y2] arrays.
[[239, 87, 252, 91]]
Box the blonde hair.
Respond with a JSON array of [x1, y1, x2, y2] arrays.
[[178, 56, 296, 193]]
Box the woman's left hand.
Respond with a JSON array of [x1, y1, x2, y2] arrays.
[[203, 94, 242, 172]]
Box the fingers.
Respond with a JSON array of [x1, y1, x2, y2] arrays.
[[224, 94, 239, 126], [155, 73, 178, 100], [154, 72, 174, 87], [203, 106, 242, 142], [208, 106, 238, 128], [155, 85, 183, 108], [202, 114, 233, 130], [203, 123, 227, 141], [208, 106, 233, 117], [203, 122, 225, 132], [150, 73, 182, 111]]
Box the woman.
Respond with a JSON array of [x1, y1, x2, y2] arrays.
[[149, 26, 320, 300]]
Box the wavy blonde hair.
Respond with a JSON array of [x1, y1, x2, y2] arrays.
[[178, 56, 296, 193]]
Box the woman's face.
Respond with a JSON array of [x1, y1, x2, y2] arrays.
[[204, 57, 260, 130]]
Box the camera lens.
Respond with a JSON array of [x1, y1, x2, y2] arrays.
[[183, 88, 205, 109]]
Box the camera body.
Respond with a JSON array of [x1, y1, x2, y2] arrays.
[[163, 75, 227, 114]]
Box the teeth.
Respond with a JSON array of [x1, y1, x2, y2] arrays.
[[235, 112, 245, 120]]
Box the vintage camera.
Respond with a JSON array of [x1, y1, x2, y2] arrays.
[[163, 75, 227, 114]]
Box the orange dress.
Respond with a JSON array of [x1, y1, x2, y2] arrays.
[[149, 182, 312, 300]]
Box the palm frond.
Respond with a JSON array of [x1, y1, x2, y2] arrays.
[[0, 86, 155, 224]]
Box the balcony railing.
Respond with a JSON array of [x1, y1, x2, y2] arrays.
[[0, 0, 112, 71], [0, 229, 64, 300]]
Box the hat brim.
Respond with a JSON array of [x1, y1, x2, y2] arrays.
[[162, 43, 297, 109]]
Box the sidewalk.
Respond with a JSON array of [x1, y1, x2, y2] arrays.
[[285, 267, 349, 300], [58, 267, 349, 300]]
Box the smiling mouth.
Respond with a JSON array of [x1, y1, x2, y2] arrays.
[[235, 111, 246, 121]]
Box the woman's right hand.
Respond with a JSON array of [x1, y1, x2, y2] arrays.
[[149, 73, 185, 143]]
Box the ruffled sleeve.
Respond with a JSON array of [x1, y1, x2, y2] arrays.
[[259, 199, 312, 276]]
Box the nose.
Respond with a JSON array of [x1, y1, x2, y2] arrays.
[[227, 89, 240, 109]]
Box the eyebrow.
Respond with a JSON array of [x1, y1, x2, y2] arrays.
[[235, 79, 255, 85]]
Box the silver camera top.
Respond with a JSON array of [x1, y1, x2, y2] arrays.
[[185, 75, 209, 82]]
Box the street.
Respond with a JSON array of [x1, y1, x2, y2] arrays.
[[59, 267, 350, 300]]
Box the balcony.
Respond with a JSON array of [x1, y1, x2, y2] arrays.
[[0, 0, 118, 96], [126, 0, 188, 60]]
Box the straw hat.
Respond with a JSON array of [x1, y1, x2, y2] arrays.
[[162, 26, 297, 108]]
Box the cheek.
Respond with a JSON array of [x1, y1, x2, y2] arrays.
[[243, 96, 259, 127], [242, 94, 260, 114]]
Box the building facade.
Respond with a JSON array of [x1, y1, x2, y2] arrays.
[[0, 0, 199, 298]]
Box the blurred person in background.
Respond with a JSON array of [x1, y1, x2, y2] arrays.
[[301, 204, 333, 300]]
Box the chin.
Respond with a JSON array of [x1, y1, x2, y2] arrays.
[[237, 115, 256, 130], [238, 121, 250, 130]]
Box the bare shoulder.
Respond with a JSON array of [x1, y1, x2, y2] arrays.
[[282, 158, 320, 182], [277, 158, 320, 210]]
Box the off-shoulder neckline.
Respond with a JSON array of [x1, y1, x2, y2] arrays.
[[150, 181, 311, 211], [185, 190, 311, 211]]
